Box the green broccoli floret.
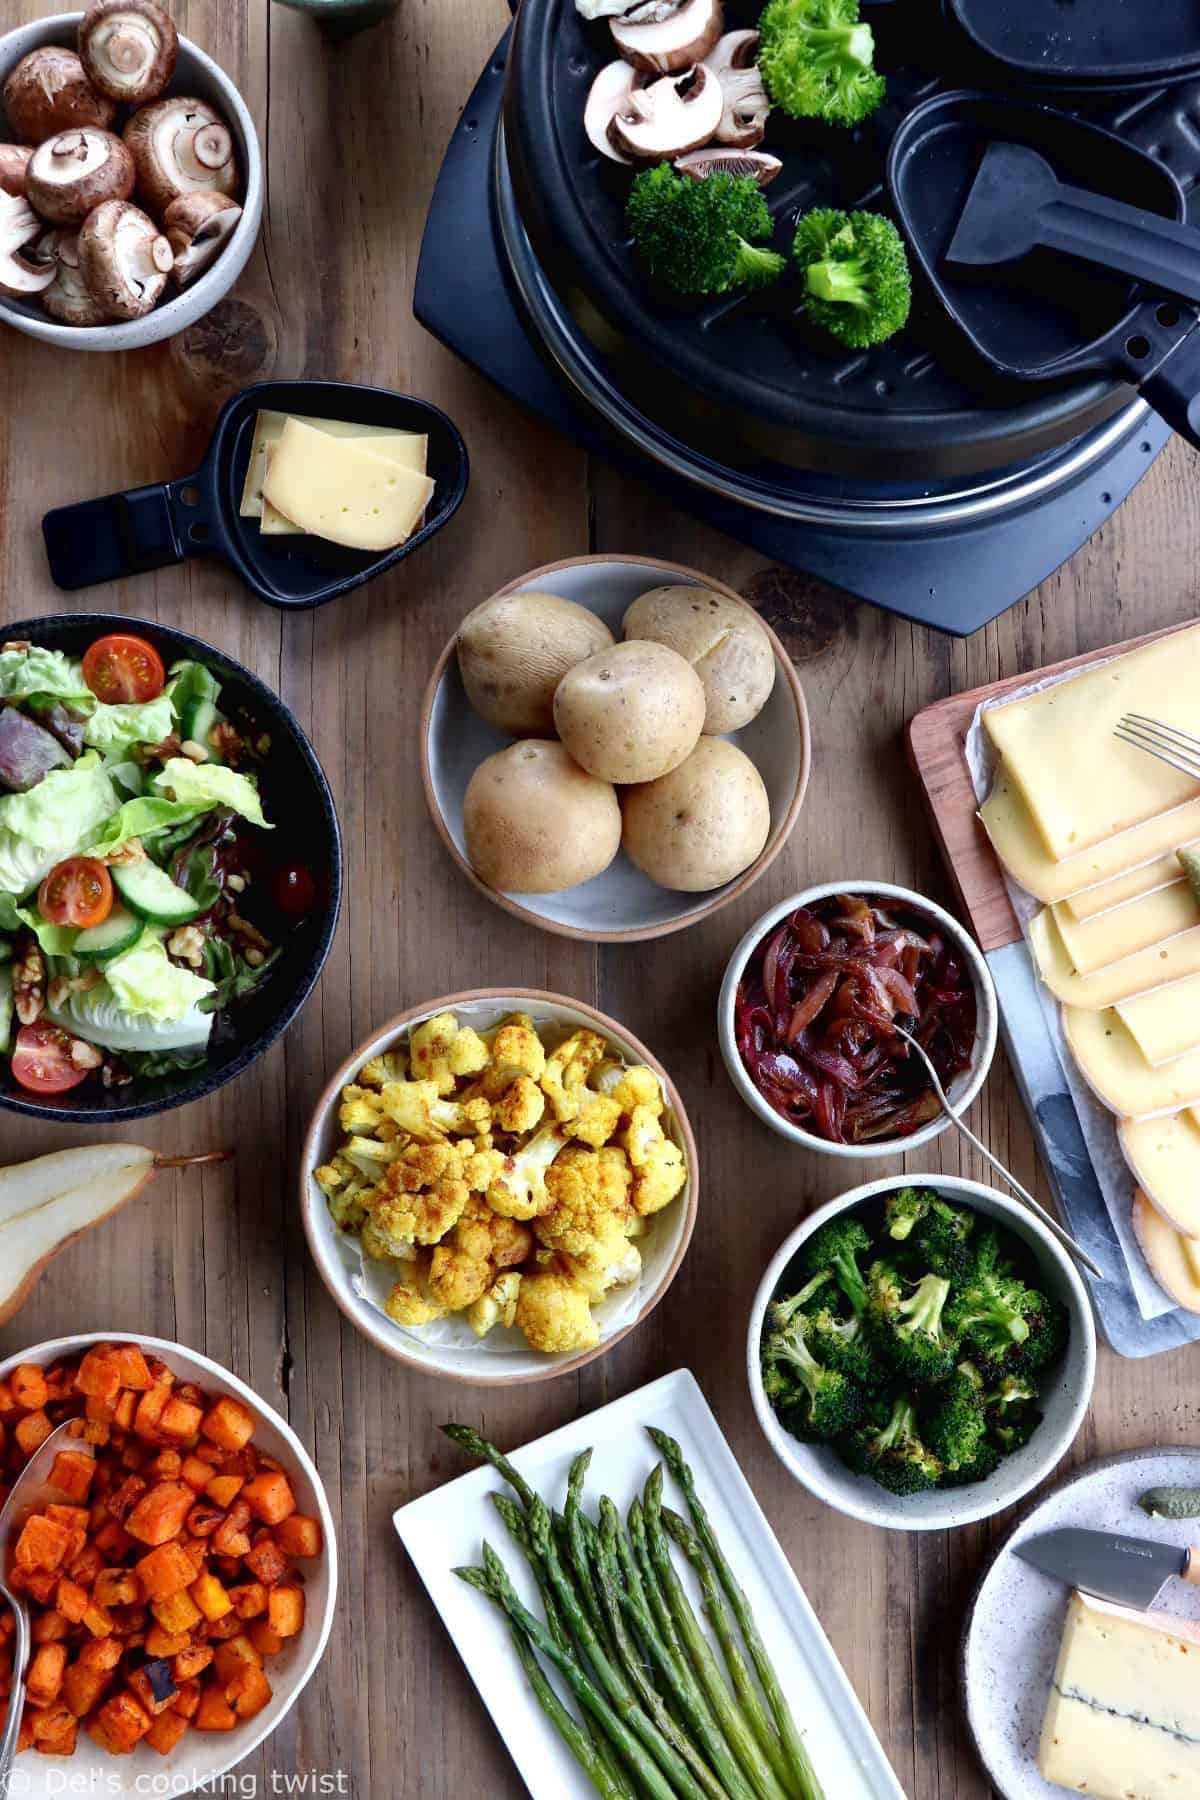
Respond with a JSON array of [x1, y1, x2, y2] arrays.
[[912, 1199, 975, 1281], [770, 1267, 836, 1330], [939, 1439, 1002, 1489], [806, 1307, 875, 1382], [986, 1374, 1039, 1416], [875, 1272, 958, 1383], [802, 1217, 870, 1317], [883, 1186, 933, 1242], [626, 164, 785, 298], [761, 1317, 863, 1442], [991, 1412, 1042, 1455], [757, 0, 885, 127], [839, 1396, 943, 1494], [924, 1362, 987, 1474], [1019, 1295, 1070, 1374], [946, 1237, 1033, 1361], [793, 207, 912, 348], [866, 1256, 906, 1323]]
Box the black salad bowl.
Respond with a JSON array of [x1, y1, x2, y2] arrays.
[[0, 614, 343, 1123]]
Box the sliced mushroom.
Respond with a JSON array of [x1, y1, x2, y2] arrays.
[[78, 196, 172, 319], [584, 60, 651, 163], [611, 0, 724, 74], [0, 192, 56, 297], [124, 96, 240, 214], [610, 65, 724, 160], [164, 190, 241, 287], [703, 30, 770, 147], [37, 229, 107, 325], [79, 0, 178, 105], [576, 0, 643, 16], [25, 128, 135, 226], [674, 145, 782, 185], [0, 146, 32, 198], [1, 48, 115, 144]]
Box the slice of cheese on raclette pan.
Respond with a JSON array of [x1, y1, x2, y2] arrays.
[[238, 409, 428, 519], [982, 626, 1200, 860], [1063, 857, 1190, 923], [1062, 1005, 1200, 1118], [1030, 907, 1200, 1009], [1132, 1188, 1200, 1312], [979, 766, 1200, 906], [262, 420, 435, 553], [1120, 1110, 1200, 1236], [1115, 973, 1200, 1066], [260, 434, 429, 536], [1050, 882, 1200, 975]]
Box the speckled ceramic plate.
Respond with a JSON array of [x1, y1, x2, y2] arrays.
[[962, 1447, 1200, 1798]]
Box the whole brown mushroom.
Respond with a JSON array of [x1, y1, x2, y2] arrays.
[[37, 229, 107, 326], [124, 96, 240, 214], [0, 146, 33, 199], [1, 48, 115, 144], [0, 191, 55, 297], [78, 196, 172, 319], [25, 128, 135, 227], [163, 189, 241, 287], [79, 0, 178, 105]]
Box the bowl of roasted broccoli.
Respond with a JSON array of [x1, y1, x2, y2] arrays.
[[746, 1175, 1096, 1529]]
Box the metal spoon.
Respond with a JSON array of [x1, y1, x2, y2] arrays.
[[0, 1423, 95, 1791], [893, 1024, 1105, 1282]]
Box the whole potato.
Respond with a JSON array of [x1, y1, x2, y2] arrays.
[[553, 640, 705, 784], [623, 584, 776, 734], [463, 740, 621, 893], [456, 590, 614, 736], [621, 739, 770, 891]]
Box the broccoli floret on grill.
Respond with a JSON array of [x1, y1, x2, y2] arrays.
[[757, 0, 885, 127], [626, 163, 785, 298], [793, 207, 912, 348]]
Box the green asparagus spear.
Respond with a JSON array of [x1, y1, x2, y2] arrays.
[[663, 1507, 795, 1798], [505, 1612, 632, 1800], [457, 1553, 678, 1800], [643, 1467, 791, 1800], [648, 1429, 824, 1800], [441, 1423, 538, 1510]]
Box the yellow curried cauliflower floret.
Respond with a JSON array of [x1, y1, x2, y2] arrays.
[[487, 1124, 568, 1219], [516, 1271, 601, 1354], [537, 1242, 642, 1300], [384, 1253, 447, 1327], [493, 1074, 546, 1135], [467, 1270, 522, 1338], [314, 1162, 345, 1195], [621, 1106, 687, 1216], [539, 1145, 632, 1247], [358, 1052, 407, 1089], [593, 1061, 664, 1119], [462, 1146, 509, 1193], [380, 1079, 492, 1143], [409, 1011, 490, 1095], [455, 1198, 535, 1270], [565, 1092, 622, 1149], [362, 1143, 472, 1254], [361, 1214, 422, 1264], [481, 1015, 547, 1097], [338, 1086, 384, 1134], [428, 1241, 493, 1311], [540, 1030, 610, 1124]]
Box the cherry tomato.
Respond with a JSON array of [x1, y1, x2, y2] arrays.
[[82, 633, 166, 704], [38, 857, 113, 930], [272, 863, 316, 917], [12, 1022, 90, 1095]]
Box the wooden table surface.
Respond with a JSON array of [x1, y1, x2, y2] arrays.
[[3, 2, 1199, 1795]]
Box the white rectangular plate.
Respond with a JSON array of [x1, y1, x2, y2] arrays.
[[394, 1368, 906, 1800]]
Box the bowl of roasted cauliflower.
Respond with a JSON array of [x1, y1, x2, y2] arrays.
[[301, 989, 698, 1382]]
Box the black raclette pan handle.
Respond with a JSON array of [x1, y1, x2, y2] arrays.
[[1037, 192, 1200, 306], [1143, 326, 1200, 453], [42, 469, 217, 592]]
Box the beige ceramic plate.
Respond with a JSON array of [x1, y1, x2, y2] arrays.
[[420, 555, 810, 942], [300, 988, 700, 1385]]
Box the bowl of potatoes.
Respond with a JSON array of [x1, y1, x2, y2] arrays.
[[420, 555, 811, 942]]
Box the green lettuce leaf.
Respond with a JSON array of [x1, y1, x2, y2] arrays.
[[102, 934, 216, 1024], [0, 755, 117, 899], [86, 796, 207, 858], [167, 660, 222, 711], [153, 759, 272, 829], [47, 982, 214, 1053], [83, 694, 175, 753], [0, 646, 92, 705]]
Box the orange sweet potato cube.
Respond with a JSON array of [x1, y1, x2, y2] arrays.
[[25, 1643, 67, 1706], [225, 1663, 272, 1721], [172, 1678, 202, 1720], [15, 1514, 72, 1574], [190, 1572, 233, 1624], [274, 1514, 322, 1558], [204, 1474, 243, 1510], [212, 1634, 262, 1685], [150, 1590, 203, 1637], [14, 1411, 53, 1457], [10, 1364, 48, 1410], [87, 1690, 152, 1755], [193, 1680, 237, 1732], [109, 1346, 153, 1391], [267, 1587, 304, 1639], [63, 1660, 115, 1719], [125, 1482, 195, 1547], [75, 1350, 122, 1404], [241, 1471, 296, 1527], [48, 1451, 95, 1504], [158, 1397, 204, 1443], [199, 1398, 255, 1454], [145, 1709, 190, 1755], [136, 1542, 196, 1603]]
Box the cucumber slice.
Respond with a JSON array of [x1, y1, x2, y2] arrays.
[[0, 939, 11, 963], [0, 966, 11, 1055], [74, 903, 143, 962], [178, 697, 224, 762], [111, 861, 202, 926]]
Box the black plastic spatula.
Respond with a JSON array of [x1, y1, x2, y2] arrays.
[[947, 142, 1200, 306]]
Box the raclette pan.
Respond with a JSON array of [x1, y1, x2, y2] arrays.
[[947, 0, 1200, 91], [42, 379, 470, 610], [888, 93, 1200, 456]]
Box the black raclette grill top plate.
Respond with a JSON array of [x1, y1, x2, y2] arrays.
[[504, 0, 1200, 472], [947, 0, 1200, 91]]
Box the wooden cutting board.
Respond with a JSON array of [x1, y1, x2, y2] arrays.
[[906, 628, 1168, 950]]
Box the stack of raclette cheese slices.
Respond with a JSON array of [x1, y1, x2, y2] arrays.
[[238, 410, 435, 550], [979, 623, 1200, 1311]]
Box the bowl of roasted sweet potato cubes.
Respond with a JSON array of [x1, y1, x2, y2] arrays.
[[0, 1334, 336, 1794]]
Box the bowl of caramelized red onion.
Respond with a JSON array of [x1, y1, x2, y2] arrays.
[[718, 882, 997, 1158]]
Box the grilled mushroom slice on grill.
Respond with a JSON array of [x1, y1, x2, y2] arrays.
[[79, 0, 179, 105], [610, 65, 724, 160], [0, 192, 56, 296], [25, 128, 135, 226], [703, 30, 770, 147], [611, 0, 724, 75], [1, 48, 116, 143], [674, 145, 782, 185], [164, 189, 241, 286], [0, 146, 32, 198], [37, 229, 107, 325], [78, 196, 172, 319], [584, 60, 651, 163], [124, 97, 240, 214]]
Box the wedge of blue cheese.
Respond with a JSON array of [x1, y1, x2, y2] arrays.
[[1039, 1590, 1200, 1797]]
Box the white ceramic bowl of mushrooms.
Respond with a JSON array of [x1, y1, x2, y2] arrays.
[[0, 5, 262, 349]]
